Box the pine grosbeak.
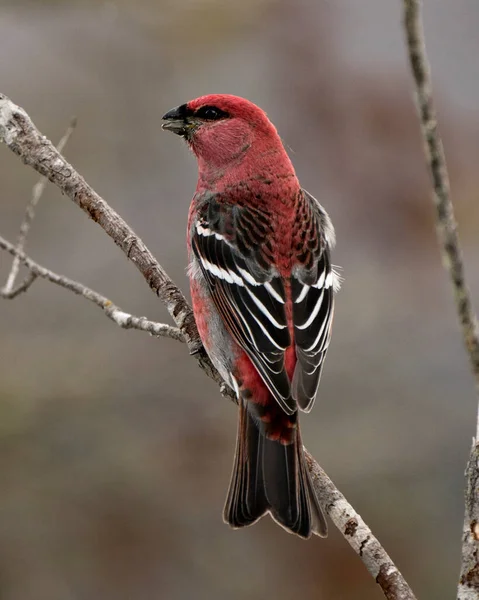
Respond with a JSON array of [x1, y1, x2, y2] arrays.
[[162, 95, 338, 538]]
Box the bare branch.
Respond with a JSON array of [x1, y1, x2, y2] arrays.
[[2, 117, 77, 295], [0, 93, 416, 599], [403, 1, 479, 403], [0, 94, 200, 352], [305, 451, 416, 600], [402, 1, 479, 598], [0, 271, 37, 299], [0, 234, 184, 342], [460, 445, 479, 600]]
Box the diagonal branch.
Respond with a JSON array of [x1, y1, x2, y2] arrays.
[[0, 93, 416, 599], [0, 93, 200, 352], [305, 452, 416, 600], [402, 2, 479, 598], [2, 116, 77, 295], [0, 234, 184, 342]]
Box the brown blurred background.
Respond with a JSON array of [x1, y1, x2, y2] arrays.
[[1, 1, 479, 598]]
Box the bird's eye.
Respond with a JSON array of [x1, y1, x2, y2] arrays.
[[195, 105, 229, 121]]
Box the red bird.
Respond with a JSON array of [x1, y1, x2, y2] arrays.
[[162, 94, 338, 538]]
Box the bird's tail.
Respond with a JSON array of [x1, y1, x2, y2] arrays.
[[223, 400, 327, 539]]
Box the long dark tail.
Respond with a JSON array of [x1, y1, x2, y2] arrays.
[[223, 401, 327, 539]]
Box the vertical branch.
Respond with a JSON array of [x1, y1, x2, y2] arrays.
[[402, 0, 479, 406], [402, 1, 479, 597]]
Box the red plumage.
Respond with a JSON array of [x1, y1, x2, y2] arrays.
[[163, 94, 337, 538]]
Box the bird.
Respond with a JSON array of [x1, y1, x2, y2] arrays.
[[162, 94, 338, 538]]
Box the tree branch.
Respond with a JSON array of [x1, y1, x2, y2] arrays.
[[0, 271, 37, 299], [0, 93, 200, 351], [0, 234, 184, 342], [402, 2, 479, 598], [305, 452, 416, 600], [2, 116, 76, 296], [0, 93, 416, 599]]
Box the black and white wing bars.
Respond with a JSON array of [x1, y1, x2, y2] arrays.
[[192, 196, 295, 414], [291, 249, 334, 412], [192, 190, 336, 415], [291, 189, 335, 412]]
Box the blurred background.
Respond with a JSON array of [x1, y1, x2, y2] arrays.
[[1, 1, 479, 598]]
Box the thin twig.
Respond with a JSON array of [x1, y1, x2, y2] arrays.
[[0, 93, 416, 599], [0, 234, 184, 342], [403, 0, 479, 406], [2, 117, 77, 295], [402, 1, 479, 598], [0, 271, 37, 299]]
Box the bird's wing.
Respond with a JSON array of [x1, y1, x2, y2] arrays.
[[291, 188, 336, 412], [191, 195, 295, 415]]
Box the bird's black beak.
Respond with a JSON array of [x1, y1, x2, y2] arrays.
[[162, 103, 198, 137]]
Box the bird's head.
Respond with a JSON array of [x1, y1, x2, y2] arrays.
[[162, 94, 281, 169]]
